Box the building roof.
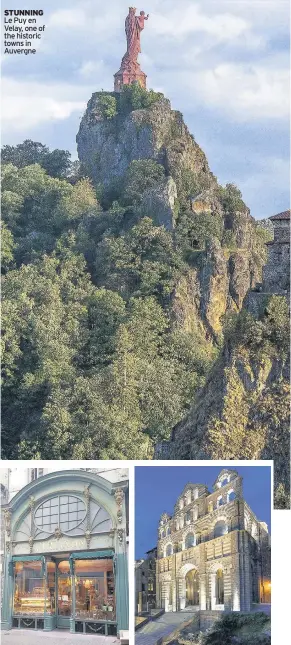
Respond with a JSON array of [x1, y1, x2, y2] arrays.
[[269, 209, 290, 221]]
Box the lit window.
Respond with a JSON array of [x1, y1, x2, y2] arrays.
[[214, 521, 228, 538], [166, 544, 173, 557], [215, 569, 224, 604], [185, 533, 195, 549]]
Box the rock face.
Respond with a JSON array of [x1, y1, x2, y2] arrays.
[[171, 239, 262, 341], [137, 176, 177, 230], [155, 291, 290, 507], [77, 92, 265, 341], [77, 94, 215, 197]]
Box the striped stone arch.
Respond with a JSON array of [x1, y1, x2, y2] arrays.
[[177, 561, 199, 578], [208, 560, 225, 574], [208, 561, 226, 610], [211, 514, 229, 535]]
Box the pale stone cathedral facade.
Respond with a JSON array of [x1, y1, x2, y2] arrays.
[[156, 469, 271, 613]]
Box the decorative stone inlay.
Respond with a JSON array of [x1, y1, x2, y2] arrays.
[[85, 530, 91, 548], [29, 496, 35, 509], [115, 488, 124, 524], [3, 509, 11, 536], [84, 485, 91, 500], [28, 536, 34, 553], [117, 529, 124, 544], [54, 527, 63, 540]]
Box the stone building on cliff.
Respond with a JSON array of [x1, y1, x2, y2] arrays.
[[263, 209, 290, 294], [156, 469, 271, 614]]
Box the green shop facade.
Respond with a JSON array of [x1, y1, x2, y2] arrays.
[[1, 470, 129, 636]]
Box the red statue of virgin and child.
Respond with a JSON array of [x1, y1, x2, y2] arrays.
[[114, 7, 149, 92]]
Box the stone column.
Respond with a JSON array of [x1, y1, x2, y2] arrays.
[[231, 550, 241, 610], [210, 572, 216, 609], [156, 562, 161, 608], [224, 566, 232, 611], [199, 573, 207, 610], [172, 558, 177, 612], [239, 533, 251, 611], [178, 577, 186, 610]]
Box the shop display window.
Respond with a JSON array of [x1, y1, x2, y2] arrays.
[[74, 559, 116, 621], [13, 561, 47, 616], [57, 561, 72, 616]]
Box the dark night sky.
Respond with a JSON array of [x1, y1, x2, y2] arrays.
[[135, 465, 271, 559]]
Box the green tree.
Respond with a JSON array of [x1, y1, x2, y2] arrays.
[[118, 84, 164, 115], [96, 217, 184, 301], [1, 139, 72, 178], [121, 159, 165, 206], [97, 93, 117, 120], [218, 183, 246, 213], [1, 223, 15, 272]]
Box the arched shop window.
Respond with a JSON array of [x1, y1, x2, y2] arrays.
[[215, 569, 224, 604]]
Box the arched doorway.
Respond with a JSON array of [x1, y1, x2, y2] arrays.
[[185, 569, 199, 606]]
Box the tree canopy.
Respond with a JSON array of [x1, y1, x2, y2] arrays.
[[1, 139, 274, 461]]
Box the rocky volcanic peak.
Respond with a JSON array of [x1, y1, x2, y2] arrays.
[[77, 91, 265, 341], [76, 92, 215, 197]]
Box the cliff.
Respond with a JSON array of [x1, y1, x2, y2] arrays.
[[75, 86, 289, 493], [155, 294, 290, 508], [76, 88, 266, 341]]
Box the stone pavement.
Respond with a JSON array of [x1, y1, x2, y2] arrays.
[[135, 611, 197, 645], [1, 630, 119, 645]]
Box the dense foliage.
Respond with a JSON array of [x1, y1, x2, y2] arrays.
[[1, 127, 279, 461], [199, 612, 270, 645], [1, 139, 77, 180], [1, 143, 219, 459]]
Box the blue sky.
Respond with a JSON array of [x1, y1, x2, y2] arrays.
[[135, 465, 271, 559], [2, 0, 289, 219]]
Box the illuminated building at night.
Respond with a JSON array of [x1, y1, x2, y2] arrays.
[[156, 469, 271, 613]]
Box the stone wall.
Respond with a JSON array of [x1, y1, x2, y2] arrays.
[[273, 219, 289, 242], [263, 242, 290, 293]]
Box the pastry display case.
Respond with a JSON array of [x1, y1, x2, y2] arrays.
[[13, 561, 54, 617], [74, 559, 116, 621]]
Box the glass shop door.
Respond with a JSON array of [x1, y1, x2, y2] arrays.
[[57, 561, 72, 629]]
